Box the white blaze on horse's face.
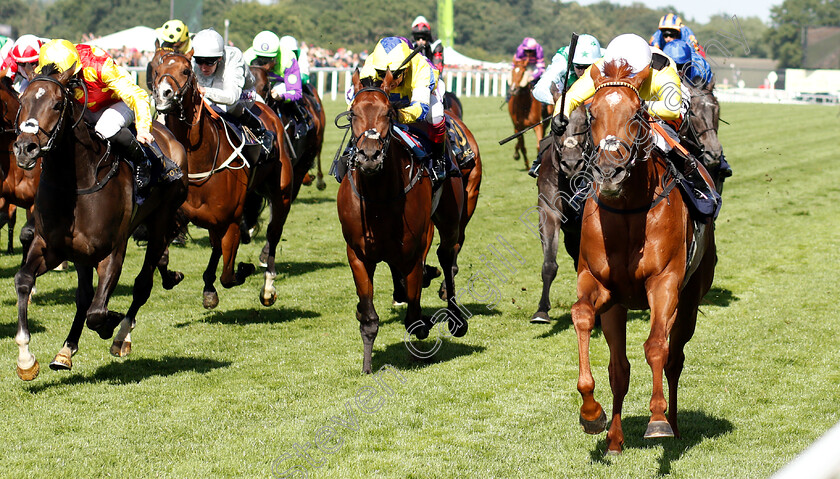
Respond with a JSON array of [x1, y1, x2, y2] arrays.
[[35, 88, 46, 100], [363, 129, 380, 140], [20, 119, 39, 135], [605, 91, 622, 109], [599, 135, 621, 152]]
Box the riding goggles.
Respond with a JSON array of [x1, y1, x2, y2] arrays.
[[195, 57, 221, 66]]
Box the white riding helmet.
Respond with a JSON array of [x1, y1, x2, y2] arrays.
[[253, 31, 281, 57], [602, 33, 652, 76], [192, 29, 225, 58], [279, 35, 299, 53], [572, 34, 603, 65]]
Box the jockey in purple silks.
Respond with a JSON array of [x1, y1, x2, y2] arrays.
[[513, 37, 545, 80]]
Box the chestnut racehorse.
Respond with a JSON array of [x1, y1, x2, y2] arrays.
[[338, 70, 467, 374], [150, 50, 294, 309], [570, 61, 716, 454], [11, 67, 188, 380], [250, 64, 327, 195], [0, 76, 40, 261], [508, 57, 546, 169]]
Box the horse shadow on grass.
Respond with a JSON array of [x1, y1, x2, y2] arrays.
[[0, 318, 45, 338], [174, 307, 320, 328], [588, 411, 733, 474], [25, 356, 231, 393], [701, 286, 738, 307], [293, 196, 336, 205], [373, 338, 485, 372], [380, 302, 503, 326]]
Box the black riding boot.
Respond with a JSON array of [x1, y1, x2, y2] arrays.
[[528, 156, 542, 178], [292, 100, 312, 139], [146, 141, 183, 183], [112, 128, 151, 191], [669, 148, 713, 199], [240, 108, 275, 153], [430, 141, 448, 186]]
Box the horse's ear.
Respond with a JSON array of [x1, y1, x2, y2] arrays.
[[351, 68, 361, 94], [0, 68, 7, 80], [627, 65, 650, 89], [705, 77, 716, 92], [185, 49, 194, 60], [381, 68, 399, 95], [58, 63, 76, 84], [590, 62, 604, 87], [155, 39, 161, 50]]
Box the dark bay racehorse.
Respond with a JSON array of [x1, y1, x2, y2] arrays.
[[680, 81, 727, 192], [570, 61, 716, 454], [150, 49, 294, 309], [338, 69, 466, 374], [250, 64, 327, 195], [508, 57, 546, 169], [11, 66, 188, 380], [531, 106, 590, 322]]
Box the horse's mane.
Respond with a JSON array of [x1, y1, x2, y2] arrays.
[[601, 60, 635, 82]]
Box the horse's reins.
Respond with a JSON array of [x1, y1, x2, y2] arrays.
[[343, 86, 423, 202]]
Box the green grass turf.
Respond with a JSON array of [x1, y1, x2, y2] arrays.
[[0, 98, 838, 478]]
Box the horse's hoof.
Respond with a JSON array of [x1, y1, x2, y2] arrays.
[[111, 340, 131, 357], [302, 173, 313, 186], [604, 448, 622, 456], [316, 179, 327, 191], [644, 421, 675, 439], [53, 261, 69, 272], [87, 311, 123, 340], [580, 409, 608, 435], [392, 300, 407, 307], [448, 317, 468, 337], [530, 311, 550, 324], [203, 292, 219, 309], [49, 352, 72, 370], [260, 287, 277, 307], [161, 271, 184, 290], [16, 360, 40, 381], [438, 282, 450, 301]]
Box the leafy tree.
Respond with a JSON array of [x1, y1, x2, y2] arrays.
[[765, 0, 840, 67]]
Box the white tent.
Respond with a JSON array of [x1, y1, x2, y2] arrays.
[[443, 46, 508, 69], [85, 26, 157, 52]]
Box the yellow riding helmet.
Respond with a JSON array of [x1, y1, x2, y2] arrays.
[[157, 20, 192, 52], [37, 39, 82, 75], [658, 13, 683, 30], [369, 37, 411, 78]]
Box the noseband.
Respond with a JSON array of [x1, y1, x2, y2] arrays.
[[591, 81, 651, 173], [17, 75, 86, 152], [348, 86, 394, 170]]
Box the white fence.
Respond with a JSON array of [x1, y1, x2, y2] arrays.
[[310, 67, 510, 101]]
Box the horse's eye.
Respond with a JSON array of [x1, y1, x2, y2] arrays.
[[53, 102, 62, 111], [182, 69, 191, 76]]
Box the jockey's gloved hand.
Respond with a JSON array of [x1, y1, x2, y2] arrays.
[[551, 114, 569, 137], [270, 83, 288, 100]]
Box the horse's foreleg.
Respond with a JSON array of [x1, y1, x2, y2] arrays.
[[514, 135, 524, 163], [602, 305, 630, 455], [315, 151, 326, 191], [571, 269, 611, 435], [533, 200, 560, 323], [403, 256, 429, 344], [85, 247, 128, 340], [19, 214, 36, 267], [347, 245, 378, 374], [51, 265, 94, 371], [260, 189, 291, 307], [643, 274, 681, 439], [13, 236, 55, 380], [390, 266, 408, 306], [157, 247, 184, 291]]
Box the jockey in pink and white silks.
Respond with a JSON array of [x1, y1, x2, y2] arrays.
[[513, 37, 545, 81]]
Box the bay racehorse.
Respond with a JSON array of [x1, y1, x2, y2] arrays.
[[508, 57, 547, 169], [570, 60, 716, 454], [11, 66, 188, 380], [0, 75, 40, 262], [150, 49, 294, 309], [679, 81, 727, 192], [250, 64, 327, 195], [338, 69, 467, 374], [531, 106, 591, 322]]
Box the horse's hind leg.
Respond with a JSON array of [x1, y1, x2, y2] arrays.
[[532, 205, 561, 323], [218, 222, 254, 289], [315, 150, 326, 190], [433, 178, 466, 337], [202, 234, 224, 309], [514, 135, 524, 163], [13, 236, 57, 380], [260, 188, 292, 307], [157, 247, 184, 291], [347, 246, 379, 374], [85, 247, 129, 340], [51, 265, 94, 371]]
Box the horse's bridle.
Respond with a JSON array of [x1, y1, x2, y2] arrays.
[[153, 51, 198, 123], [17, 75, 87, 152], [347, 86, 394, 170], [590, 81, 652, 175]]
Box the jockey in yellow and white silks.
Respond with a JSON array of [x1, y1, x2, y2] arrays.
[[552, 34, 716, 204], [37, 39, 181, 189], [354, 36, 453, 182]]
